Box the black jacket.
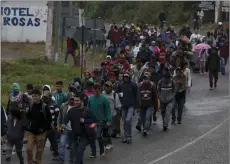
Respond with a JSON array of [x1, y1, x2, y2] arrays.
[[26, 101, 52, 134], [205, 53, 220, 72], [64, 107, 97, 137]]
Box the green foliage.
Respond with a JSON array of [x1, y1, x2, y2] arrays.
[[74, 2, 197, 25], [1, 58, 80, 107]]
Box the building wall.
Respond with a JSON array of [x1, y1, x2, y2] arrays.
[[1, 1, 48, 42]]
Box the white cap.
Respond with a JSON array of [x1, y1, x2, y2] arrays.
[[218, 22, 222, 25], [106, 55, 111, 59]]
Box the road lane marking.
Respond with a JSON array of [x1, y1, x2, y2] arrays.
[[145, 117, 229, 164]]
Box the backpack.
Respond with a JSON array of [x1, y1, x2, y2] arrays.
[[158, 78, 175, 92]]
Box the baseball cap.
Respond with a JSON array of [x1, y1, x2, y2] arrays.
[[105, 81, 113, 87], [123, 73, 130, 77], [106, 55, 112, 59], [67, 92, 75, 99], [107, 71, 115, 76], [218, 22, 222, 25]]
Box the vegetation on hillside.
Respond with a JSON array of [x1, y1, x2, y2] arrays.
[[1, 58, 80, 107], [74, 1, 200, 25]]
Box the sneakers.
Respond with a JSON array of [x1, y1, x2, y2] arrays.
[[89, 155, 96, 158], [163, 126, 168, 132], [100, 151, 105, 156], [122, 138, 127, 143], [136, 125, 142, 132], [142, 130, 149, 137], [105, 144, 113, 150]]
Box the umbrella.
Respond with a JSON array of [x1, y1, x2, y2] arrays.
[[194, 43, 211, 50]]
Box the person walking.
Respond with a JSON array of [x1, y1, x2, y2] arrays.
[[157, 68, 177, 131], [25, 89, 52, 164], [117, 73, 140, 143], [42, 92, 59, 160], [88, 83, 112, 157], [5, 106, 26, 164], [57, 92, 76, 164], [102, 81, 122, 142], [63, 94, 97, 164], [205, 47, 220, 90], [172, 67, 186, 124], [138, 72, 158, 136]]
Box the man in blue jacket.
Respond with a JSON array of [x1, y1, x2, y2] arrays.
[[117, 73, 140, 144]]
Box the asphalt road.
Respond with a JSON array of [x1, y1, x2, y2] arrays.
[[1, 67, 229, 164]]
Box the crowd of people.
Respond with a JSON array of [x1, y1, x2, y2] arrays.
[[1, 19, 229, 164]]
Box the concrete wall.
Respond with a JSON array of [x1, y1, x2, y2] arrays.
[[1, 1, 48, 42]]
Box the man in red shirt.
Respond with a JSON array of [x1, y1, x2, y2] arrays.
[[65, 37, 78, 64]]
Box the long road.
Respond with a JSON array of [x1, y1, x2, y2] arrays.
[[1, 68, 229, 164]]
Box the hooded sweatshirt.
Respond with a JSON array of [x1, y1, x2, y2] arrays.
[[139, 81, 158, 110], [157, 77, 177, 104], [42, 85, 56, 102]]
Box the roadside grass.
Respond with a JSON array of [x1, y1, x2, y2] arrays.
[[1, 57, 80, 107], [1, 42, 106, 65]]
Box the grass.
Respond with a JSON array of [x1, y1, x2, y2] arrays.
[[1, 41, 106, 65], [1, 57, 80, 107]]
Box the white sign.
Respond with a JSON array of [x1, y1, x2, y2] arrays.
[[222, 7, 229, 12], [1, 2, 48, 42]]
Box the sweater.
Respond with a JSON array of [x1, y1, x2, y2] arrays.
[[139, 81, 158, 110], [88, 94, 112, 123]]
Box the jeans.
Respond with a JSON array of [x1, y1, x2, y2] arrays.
[[172, 91, 186, 122], [73, 136, 90, 164], [90, 122, 105, 156], [140, 107, 153, 131], [59, 129, 75, 162], [65, 49, 75, 63], [160, 100, 174, 127], [122, 107, 134, 138]]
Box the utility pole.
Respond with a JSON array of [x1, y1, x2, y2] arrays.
[[92, 19, 96, 69], [54, 1, 61, 63], [215, 1, 221, 23], [45, 1, 53, 60], [79, 8, 85, 79]]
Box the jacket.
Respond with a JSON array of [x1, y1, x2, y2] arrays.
[[64, 107, 97, 137], [52, 91, 68, 107], [57, 103, 69, 127], [205, 53, 220, 72], [139, 81, 158, 110], [6, 116, 26, 141], [116, 80, 141, 109], [157, 78, 177, 104]]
